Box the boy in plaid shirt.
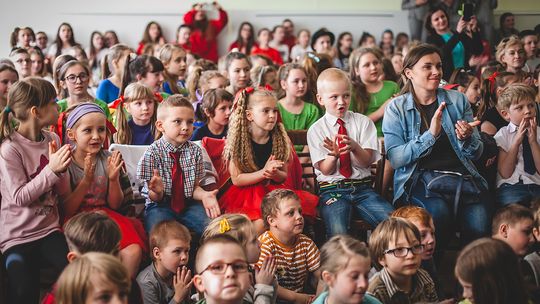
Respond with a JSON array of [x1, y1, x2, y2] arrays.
[[137, 95, 220, 235]]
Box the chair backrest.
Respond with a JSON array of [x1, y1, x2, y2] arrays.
[[286, 130, 317, 192], [109, 144, 150, 199]]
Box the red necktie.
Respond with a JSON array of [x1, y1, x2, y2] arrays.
[[170, 151, 185, 213], [337, 118, 352, 178]]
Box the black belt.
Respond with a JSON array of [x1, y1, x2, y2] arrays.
[[319, 178, 372, 190]]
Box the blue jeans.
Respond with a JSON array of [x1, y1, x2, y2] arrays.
[[144, 200, 210, 237], [407, 172, 491, 247], [318, 184, 394, 238], [497, 183, 540, 207]]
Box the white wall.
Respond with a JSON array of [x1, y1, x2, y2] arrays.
[[1, 0, 539, 58]]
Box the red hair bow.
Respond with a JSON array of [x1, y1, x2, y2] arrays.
[[244, 86, 255, 94], [109, 95, 125, 110], [154, 92, 164, 102], [487, 72, 499, 93], [264, 84, 273, 91]]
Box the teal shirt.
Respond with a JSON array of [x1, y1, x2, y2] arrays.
[[312, 291, 382, 304], [442, 32, 465, 69]]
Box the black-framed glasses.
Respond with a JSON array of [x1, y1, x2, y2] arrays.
[[384, 244, 424, 257], [199, 260, 249, 275], [64, 73, 89, 83]]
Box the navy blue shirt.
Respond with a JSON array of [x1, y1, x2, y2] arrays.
[[129, 119, 154, 145], [191, 124, 228, 141]]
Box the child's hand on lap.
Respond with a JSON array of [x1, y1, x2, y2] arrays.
[[107, 150, 124, 181], [263, 155, 284, 180], [173, 266, 192, 303], [82, 153, 96, 184], [48, 141, 72, 174], [201, 189, 220, 218], [255, 255, 276, 285], [148, 169, 164, 201]]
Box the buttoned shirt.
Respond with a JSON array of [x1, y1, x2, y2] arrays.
[[367, 267, 438, 304]]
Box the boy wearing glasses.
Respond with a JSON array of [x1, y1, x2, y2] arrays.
[[258, 189, 322, 303], [9, 47, 31, 78], [368, 217, 438, 304], [193, 234, 251, 304]]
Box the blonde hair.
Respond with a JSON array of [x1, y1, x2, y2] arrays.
[[497, 83, 536, 110], [223, 88, 290, 173], [319, 235, 370, 275], [64, 211, 121, 255], [157, 94, 193, 120], [159, 44, 186, 94], [368, 217, 421, 268], [186, 59, 218, 102], [251, 65, 277, 88], [349, 48, 384, 113], [102, 43, 131, 80], [0, 77, 56, 143], [201, 214, 253, 247], [149, 220, 191, 261], [114, 82, 159, 144], [56, 252, 131, 304], [496, 36, 524, 67]]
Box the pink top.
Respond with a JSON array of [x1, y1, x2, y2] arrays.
[[0, 131, 69, 252]]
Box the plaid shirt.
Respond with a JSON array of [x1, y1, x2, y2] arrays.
[[137, 137, 203, 205], [367, 267, 437, 304]]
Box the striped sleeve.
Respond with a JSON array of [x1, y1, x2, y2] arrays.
[[304, 237, 320, 273], [257, 233, 273, 268]]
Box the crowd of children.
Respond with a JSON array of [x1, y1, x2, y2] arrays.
[[2, 2, 540, 303]]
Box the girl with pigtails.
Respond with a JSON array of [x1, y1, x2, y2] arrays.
[[220, 87, 318, 234]]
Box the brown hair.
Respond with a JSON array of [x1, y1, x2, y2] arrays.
[[200, 88, 233, 123], [10, 27, 35, 48], [368, 217, 421, 268], [349, 47, 384, 113], [455, 238, 528, 304], [201, 214, 252, 247], [52, 54, 77, 98], [497, 83, 536, 110], [251, 65, 277, 89], [101, 43, 131, 82], [478, 69, 515, 118], [157, 94, 193, 120], [57, 60, 91, 100], [223, 89, 290, 173], [186, 59, 219, 102], [140, 21, 165, 45], [64, 211, 121, 255], [0, 77, 56, 143], [391, 206, 433, 228], [491, 204, 533, 236], [319, 234, 370, 276], [195, 234, 246, 273], [277, 63, 307, 99], [261, 189, 299, 228], [149, 220, 191, 261], [159, 44, 186, 94], [56, 252, 130, 304]]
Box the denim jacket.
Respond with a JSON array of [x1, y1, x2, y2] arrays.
[[382, 88, 486, 202]]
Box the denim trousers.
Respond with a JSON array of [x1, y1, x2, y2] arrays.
[[144, 200, 210, 237], [497, 182, 540, 207], [318, 183, 394, 238]]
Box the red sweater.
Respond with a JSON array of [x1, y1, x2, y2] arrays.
[[183, 9, 228, 62], [251, 46, 283, 65]]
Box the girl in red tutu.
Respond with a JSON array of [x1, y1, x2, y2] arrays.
[[62, 102, 146, 278], [221, 87, 318, 234]]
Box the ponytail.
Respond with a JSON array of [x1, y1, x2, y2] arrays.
[[10, 27, 20, 48], [101, 53, 111, 80], [114, 97, 131, 144], [0, 107, 14, 143], [187, 66, 203, 102]]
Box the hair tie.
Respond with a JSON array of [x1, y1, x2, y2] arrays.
[[487, 71, 499, 93], [263, 84, 273, 91], [307, 52, 320, 63], [3, 106, 12, 114], [109, 95, 124, 110], [219, 218, 231, 233], [244, 86, 255, 95], [154, 92, 164, 102]]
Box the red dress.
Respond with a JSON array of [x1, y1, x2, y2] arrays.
[[183, 8, 228, 62], [218, 138, 317, 220]]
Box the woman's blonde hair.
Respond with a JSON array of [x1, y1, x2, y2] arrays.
[[0, 77, 56, 143], [56, 252, 130, 304], [223, 89, 290, 173], [496, 36, 524, 67], [159, 44, 186, 94], [349, 47, 384, 114], [320, 235, 370, 276], [114, 82, 159, 144], [201, 214, 253, 247]]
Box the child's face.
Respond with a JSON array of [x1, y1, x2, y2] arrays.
[[362, 37, 376, 48], [340, 34, 353, 49], [298, 31, 310, 47], [207, 76, 227, 92], [282, 69, 307, 98], [39, 98, 61, 127], [391, 54, 403, 74], [125, 99, 155, 126], [273, 27, 285, 42], [208, 100, 233, 127], [258, 30, 271, 45], [30, 53, 44, 76], [410, 219, 436, 260], [18, 29, 33, 47], [268, 198, 304, 236], [245, 226, 261, 264], [317, 78, 351, 118], [465, 77, 481, 105], [36, 33, 48, 49], [177, 28, 191, 45], [457, 276, 474, 303], [505, 219, 535, 256], [194, 243, 250, 304], [356, 52, 381, 84], [523, 35, 538, 59], [155, 238, 190, 274], [502, 98, 536, 126], [240, 24, 252, 40], [264, 71, 279, 91], [165, 50, 187, 77], [0, 70, 18, 101], [313, 36, 332, 54], [378, 233, 422, 280], [63, 64, 90, 96], [12, 53, 31, 78], [157, 106, 194, 147], [140, 70, 164, 93], [382, 33, 393, 46], [85, 272, 128, 304], [92, 33, 104, 50], [246, 96, 278, 133], [501, 45, 525, 71], [148, 23, 160, 41], [59, 24, 72, 42], [324, 255, 370, 304], [68, 113, 107, 155], [227, 59, 250, 90]]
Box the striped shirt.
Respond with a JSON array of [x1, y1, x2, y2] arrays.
[[367, 267, 438, 304], [257, 231, 320, 292], [137, 137, 203, 205]]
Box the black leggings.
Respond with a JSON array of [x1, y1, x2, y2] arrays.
[[3, 231, 68, 304]]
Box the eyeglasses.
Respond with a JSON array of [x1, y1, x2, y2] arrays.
[[199, 260, 249, 275], [64, 73, 89, 83], [16, 58, 31, 64], [384, 244, 424, 257]]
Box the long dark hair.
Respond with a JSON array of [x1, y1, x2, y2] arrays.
[[53, 23, 78, 58], [336, 32, 353, 60], [234, 22, 256, 55], [140, 21, 164, 44]]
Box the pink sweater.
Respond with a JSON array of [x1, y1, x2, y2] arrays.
[[0, 131, 69, 252]]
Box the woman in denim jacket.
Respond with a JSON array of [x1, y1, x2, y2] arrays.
[[382, 44, 490, 249]]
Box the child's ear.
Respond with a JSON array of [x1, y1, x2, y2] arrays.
[[29, 105, 38, 118], [267, 215, 276, 228], [60, 80, 67, 89], [155, 120, 164, 132], [203, 108, 213, 118], [66, 128, 76, 141], [136, 74, 143, 81], [378, 256, 387, 268], [534, 227, 540, 240], [316, 93, 324, 107], [500, 109, 510, 121], [152, 246, 161, 260], [66, 251, 79, 263], [499, 223, 509, 238], [321, 270, 335, 286], [246, 109, 253, 122], [280, 79, 287, 90], [403, 68, 413, 81], [193, 274, 206, 293]]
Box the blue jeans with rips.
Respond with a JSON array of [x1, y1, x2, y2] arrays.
[[318, 183, 394, 238]]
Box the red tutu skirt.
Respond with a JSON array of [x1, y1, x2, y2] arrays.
[[219, 183, 318, 220]]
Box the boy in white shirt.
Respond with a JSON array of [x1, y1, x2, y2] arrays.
[[307, 68, 394, 238]]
